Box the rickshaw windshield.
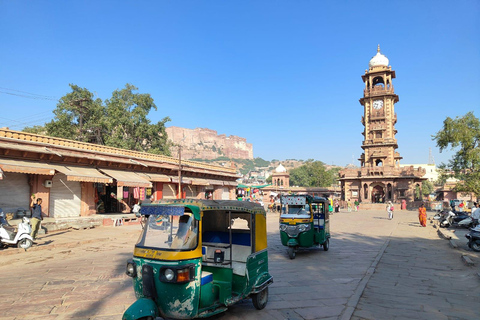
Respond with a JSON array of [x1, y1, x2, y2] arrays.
[[280, 204, 311, 218], [136, 212, 198, 251]]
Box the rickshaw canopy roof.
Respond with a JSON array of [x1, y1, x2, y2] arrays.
[[140, 199, 265, 220]]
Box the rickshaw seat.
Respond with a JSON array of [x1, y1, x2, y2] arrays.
[[201, 271, 213, 285], [202, 231, 252, 276], [203, 231, 251, 246]]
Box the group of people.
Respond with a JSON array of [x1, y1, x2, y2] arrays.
[[384, 201, 430, 227]]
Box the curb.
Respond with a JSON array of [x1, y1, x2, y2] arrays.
[[462, 255, 475, 266], [449, 239, 458, 249]]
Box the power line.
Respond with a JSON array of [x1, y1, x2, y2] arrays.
[[0, 87, 59, 101]]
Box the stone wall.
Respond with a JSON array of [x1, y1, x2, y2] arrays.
[[166, 126, 253, 160]]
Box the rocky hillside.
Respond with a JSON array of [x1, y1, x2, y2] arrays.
[[166, 127, 253, 160]]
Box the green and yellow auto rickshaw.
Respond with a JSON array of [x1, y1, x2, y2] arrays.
[[279, 195, 330, 259], [123, 199, 273, 320]]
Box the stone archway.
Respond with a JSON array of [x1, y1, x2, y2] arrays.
[[371, 184, 385, 203]]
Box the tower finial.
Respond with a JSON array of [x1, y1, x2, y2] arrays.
[[377, 44, 380, 53]]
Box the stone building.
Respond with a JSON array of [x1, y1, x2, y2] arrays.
[[339, 46, 425, 205], [0, 128, 239, 219]]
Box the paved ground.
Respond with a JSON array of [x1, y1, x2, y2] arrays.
[[0, 209, 478, 320]]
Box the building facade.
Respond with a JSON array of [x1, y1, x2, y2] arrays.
[[0, 129, 239, 219], [339, 46, 425, 205]]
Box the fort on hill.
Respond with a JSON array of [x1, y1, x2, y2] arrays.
[[166, 127, 253, 160]]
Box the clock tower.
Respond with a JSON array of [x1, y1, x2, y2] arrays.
[[339, 46, 425, 206], [359, 45, 401, 168]]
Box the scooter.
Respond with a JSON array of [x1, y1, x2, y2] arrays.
[[438, 210, 473, 228], [0, 209, 33, 250], [465, 225, 480, 252]]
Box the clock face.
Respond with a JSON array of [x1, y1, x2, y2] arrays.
[[373, 100, 384, 110]]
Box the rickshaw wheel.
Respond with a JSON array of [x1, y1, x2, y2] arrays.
[[323, 238, 330, 251], [252, 287, 269, 310], [288, 247, 295, 259]]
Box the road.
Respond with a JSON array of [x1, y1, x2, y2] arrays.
[[0, 209, 478, 320]]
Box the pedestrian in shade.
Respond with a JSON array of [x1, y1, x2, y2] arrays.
[[30, 194, 44, 241]]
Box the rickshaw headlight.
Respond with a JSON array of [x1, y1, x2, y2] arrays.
[[164, 268, 175, 281], [280, 224, 287, 232], [125, 260, 137, 278], [298, 224, 311, 232]]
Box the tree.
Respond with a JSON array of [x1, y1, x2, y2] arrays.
[[44, 84, 104, 142], [289, 161, 338, 187], [25, 84, 171, 155], [433, 111, 480, 197], [421, 180, 435, 197], [104, 84, 171, 154]]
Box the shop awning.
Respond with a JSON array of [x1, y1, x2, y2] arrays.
[[223, 181, 238, 186], [237, 183, 272, 189], [137, 172, 172, 182], [171, 177, 192, 184], [52, 165, 112, 183], [208, 180, 224, 186], [0, 158, 55, 175], [191, 178, 210, 186], [99, 169, 152, 187]]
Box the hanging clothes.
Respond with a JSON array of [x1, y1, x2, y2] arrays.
[[140, 188, 146, 201], [117, 186, 123, 200], [133, 187, 140, 199]]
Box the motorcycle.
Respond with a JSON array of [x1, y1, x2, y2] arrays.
[[0, 209, 33, 250], [436, 210, 473, 228], [465, 225, 480, 252]]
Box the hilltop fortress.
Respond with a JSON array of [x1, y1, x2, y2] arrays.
[[166, 127, 253, 160]]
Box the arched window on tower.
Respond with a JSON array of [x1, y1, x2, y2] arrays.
[[364, 184, 368, 200], [373, 76, 385, 88], [375, 132, 382, 139], [375, 160, 383, 167]]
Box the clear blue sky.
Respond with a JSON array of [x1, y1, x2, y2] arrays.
[[1, 1, 479, 166]]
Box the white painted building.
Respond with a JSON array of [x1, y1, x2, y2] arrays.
[[399, 164, 439, 182]]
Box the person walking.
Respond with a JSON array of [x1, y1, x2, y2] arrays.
[[30, 194, 44, 241], [334, 200, 340, 213], [418, 203, 427, 227], [347, 200, 352, 212], [354, 200, 359, 212], [386, 201, 394, 220]]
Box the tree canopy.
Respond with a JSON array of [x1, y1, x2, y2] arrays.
[[289, 161, 339, 187], [433, 111, 480, 197], [24, 84, 171, 155]]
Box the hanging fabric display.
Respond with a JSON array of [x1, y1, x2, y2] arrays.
[[123, 187, 129, 200], [140, 187, 146, 200], [133, 187, 140, 199], [146, 188, 152, 197], [117, 186, 123, 200]]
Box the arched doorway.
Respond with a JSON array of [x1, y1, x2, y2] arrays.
[[371, 184, 385, 203]]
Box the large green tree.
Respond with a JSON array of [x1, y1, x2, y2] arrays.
[[25, 84, 171, 155], [104, 84, 171, 154], [44, 84, 104, 141], [289, 161, 338, 187], [433, 111, 480, 197]]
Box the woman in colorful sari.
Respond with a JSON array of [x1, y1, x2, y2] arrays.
[[418, 203, 427, 227]]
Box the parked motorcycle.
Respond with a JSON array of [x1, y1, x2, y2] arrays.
[[436, 210, 473, 228], [0, 209, 33, 250], [465, 225, 480, 252]]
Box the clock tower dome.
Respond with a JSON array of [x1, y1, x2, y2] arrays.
[[359, 45, 401, 168]]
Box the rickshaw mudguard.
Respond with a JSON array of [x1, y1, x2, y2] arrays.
[[122, 298, 159, 320], [287, 238, 299, 247]]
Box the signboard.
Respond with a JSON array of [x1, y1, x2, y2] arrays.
[[281, 196, 306, 205]]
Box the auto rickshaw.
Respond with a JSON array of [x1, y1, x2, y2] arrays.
[[279, 195, 330, 259], [123, 199, 273, 320]]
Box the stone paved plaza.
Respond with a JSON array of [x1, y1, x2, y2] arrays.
[[0, 208, 478, 320]]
